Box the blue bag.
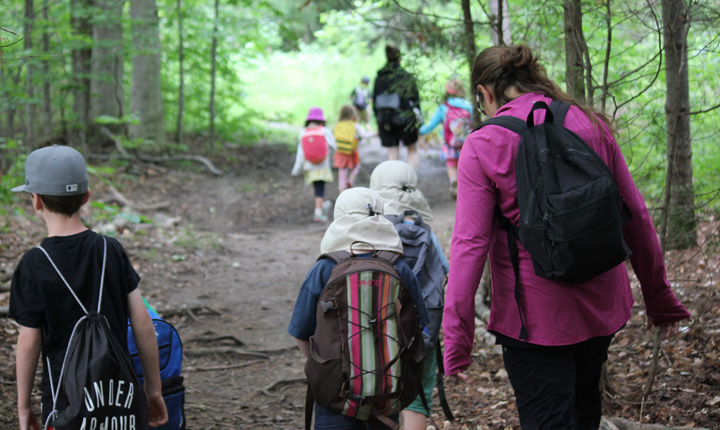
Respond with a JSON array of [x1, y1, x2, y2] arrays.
[[127, 303, 186, 430]]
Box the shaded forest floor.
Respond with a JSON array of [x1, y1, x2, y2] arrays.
[[1, 138, 718, 429]]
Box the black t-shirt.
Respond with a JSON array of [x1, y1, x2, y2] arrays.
[[9, 230, 139, 421]]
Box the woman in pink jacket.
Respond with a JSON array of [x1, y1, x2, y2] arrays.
[[443, 45, 691, 429]]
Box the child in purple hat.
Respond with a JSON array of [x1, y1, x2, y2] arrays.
[[292, 107, 337, 222]]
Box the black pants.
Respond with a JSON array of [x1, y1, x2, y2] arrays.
[[502, 335, 613, 430]]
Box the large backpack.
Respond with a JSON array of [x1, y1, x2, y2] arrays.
[[443, 103, 472, 148], [478, 100, 632, 338], [301, 126, 328, 164], [38, 237, 149, 430], [127, 302, 185, 430], [304, 248, 424, 429], [333, 120, 358, 155]]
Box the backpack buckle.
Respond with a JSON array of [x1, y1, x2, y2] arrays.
[[321, 299, 337, 313]]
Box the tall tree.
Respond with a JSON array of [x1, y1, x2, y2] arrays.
[[71, 0, 92, 152], [489, 0, 512, 46], [209, 0, 219, 148], [175, 0, 185, 144], [563, 0, 587, 103], [41, 0, 52, 137], [129, 0, 165, 145], [661, 0, 696, 249], [90, 0, 124, 126], [24, 0, 35, 144]]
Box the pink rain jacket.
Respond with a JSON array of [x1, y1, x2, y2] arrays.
[[443, 93, 691, 376]]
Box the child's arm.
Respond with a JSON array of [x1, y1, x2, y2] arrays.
[[128, 290, 169, 428], [295, 338, 310, 359], [16, 326, 41, 430], [291, 137, 304, 176]]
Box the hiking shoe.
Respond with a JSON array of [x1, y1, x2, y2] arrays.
[[314, 207, 327, 222]]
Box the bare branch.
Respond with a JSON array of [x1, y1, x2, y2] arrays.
[[690, 101, 720, 115]]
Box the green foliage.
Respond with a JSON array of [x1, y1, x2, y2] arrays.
[[1, 0, 719, 214]]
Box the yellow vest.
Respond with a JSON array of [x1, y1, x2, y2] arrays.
[[333, 120, 358, 155]]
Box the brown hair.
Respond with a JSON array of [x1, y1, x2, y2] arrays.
[[471, 45, 612, 129], [385, 44, 401, 63], [39, 193, 87, 217], [339, 104, 358, 121]]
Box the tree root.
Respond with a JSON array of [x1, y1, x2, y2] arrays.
[[186, 335, 245, 347], [184, 347, 270, 360], [259, 377, 306, 397], [186, 359, 265, 372]]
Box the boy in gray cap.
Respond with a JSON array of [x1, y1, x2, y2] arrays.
[[9, 145, 168, 430]]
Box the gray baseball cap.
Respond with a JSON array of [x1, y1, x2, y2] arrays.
[[11, 145, 89, 195]]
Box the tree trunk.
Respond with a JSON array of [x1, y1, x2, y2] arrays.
[[175, 0, 185, 144], [461, 0, 480, 126], [71, 0, 92, 153], [209, 0, 219, 148], [129, 0, 165, 146], [25, 0, 35, 145], [489, 0, 512, 46], [90, 0, 124, 129], [42, 0, 52, 138], [2, 66, 15, 140], [563, 0, 586, 103], [661, 0, 696, 249], [600, 0, 612, 113]]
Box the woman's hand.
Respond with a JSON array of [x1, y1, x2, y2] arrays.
[[451, 371, 471, 384]]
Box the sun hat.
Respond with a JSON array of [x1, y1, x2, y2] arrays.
[[305, 107, 326, 124], [369, 160, 433, 221], [320, 187, 403, 255], [12, 145, 89, 196]]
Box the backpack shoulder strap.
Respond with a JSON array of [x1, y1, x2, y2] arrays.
[[317, 250, 352, 264], [476, 116, 526, 135], [549, 100, 571, 126], [36, 236, 108, 314], [375, 250, 400, 266]]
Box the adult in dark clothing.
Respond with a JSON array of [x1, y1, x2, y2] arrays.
[[373, 44, 421, 170]]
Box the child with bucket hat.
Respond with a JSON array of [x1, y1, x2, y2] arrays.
[[288, 187, 430, 429], [370, 160, 451, 429], [292, 107, 337, 222]]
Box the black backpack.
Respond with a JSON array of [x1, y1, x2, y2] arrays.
[[478, 100, 632, 338], [38, 237, 149, 430]]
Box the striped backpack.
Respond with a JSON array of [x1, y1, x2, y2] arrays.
[[333, 120, 358, 155], [304, 249, 424, 429]]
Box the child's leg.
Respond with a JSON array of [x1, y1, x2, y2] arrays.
[[406, 143, 418, 171], [447, 164, 458, 184], [313, 181, 326, 221], [387, 146, 399, 161], [337, 168, 349, 191], [313, 181, 325, 209], [347, 163, 361, 188], [400, 410, 427, 430], [447, 159, 459, 199]]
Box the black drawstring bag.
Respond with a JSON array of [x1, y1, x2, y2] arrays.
[[39, 238, 148, 430]]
